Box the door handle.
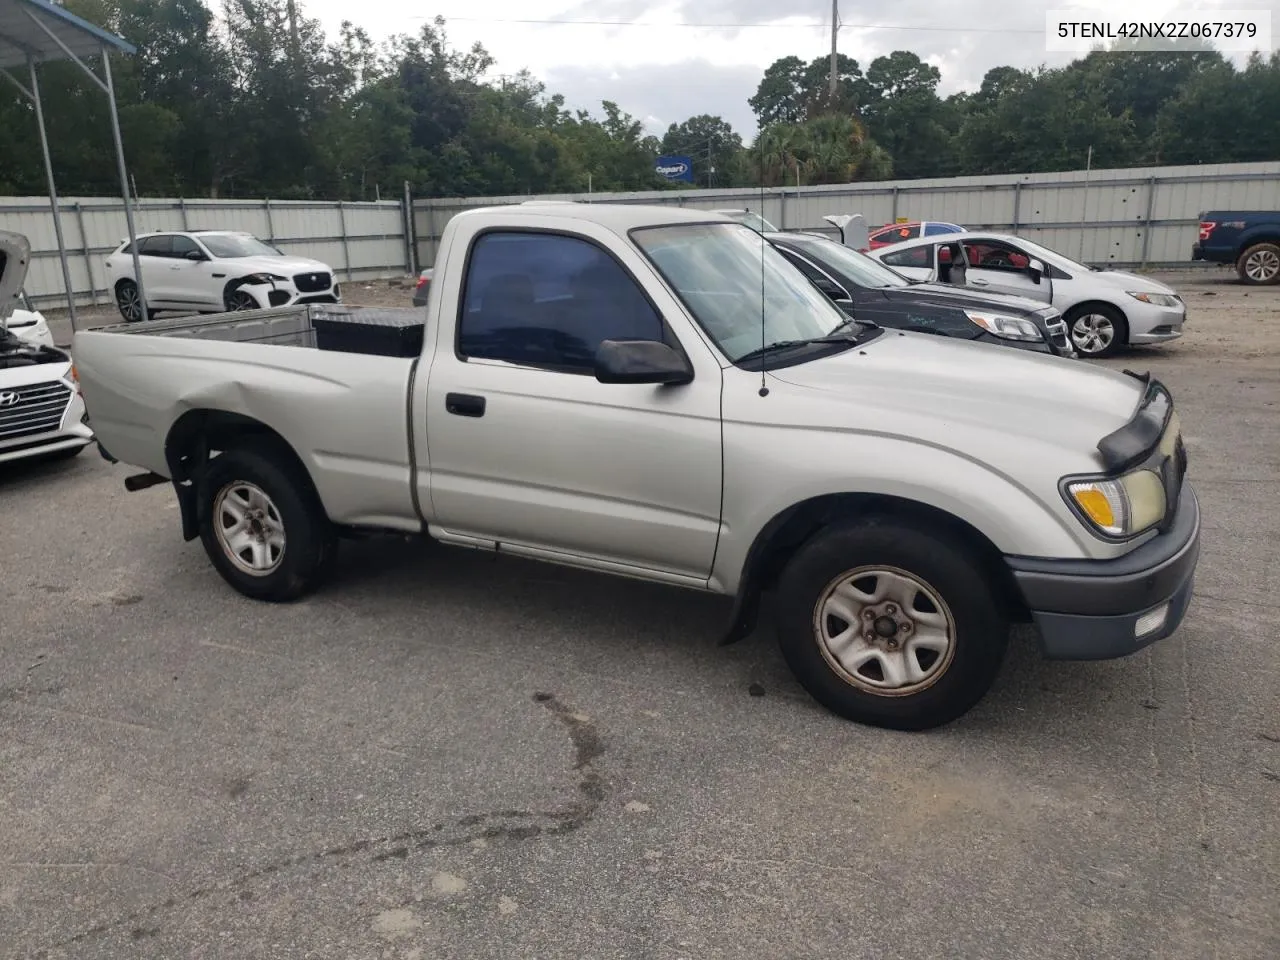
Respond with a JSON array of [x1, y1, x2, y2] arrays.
[[445, 392, 486, 417], [970, 278, 989, 286]]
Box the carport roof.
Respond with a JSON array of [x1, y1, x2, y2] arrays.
[[0, 0, 135, 70]]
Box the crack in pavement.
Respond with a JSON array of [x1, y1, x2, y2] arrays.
[[33, 691, 604, 956]]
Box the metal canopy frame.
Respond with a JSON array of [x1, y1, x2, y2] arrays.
[[0, 0, 143, 332]]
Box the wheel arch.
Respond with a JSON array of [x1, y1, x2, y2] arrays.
[[719, 492, 1029, 646], [1236, 231, 1280, 258], [164, 409, 327, 541]]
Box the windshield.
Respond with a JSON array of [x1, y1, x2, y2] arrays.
[[633, 222, 849, 362], [786, 235, 912, 288], [199, 234, 284, 258]]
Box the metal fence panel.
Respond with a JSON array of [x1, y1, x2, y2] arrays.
[[412, 161, 1280, 270], [3, 196, 410, 307]]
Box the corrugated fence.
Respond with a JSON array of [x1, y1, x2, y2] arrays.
[[3, 195, 414, 308], [6, 162, 1279, 306], [411, 161, 1280, 271]]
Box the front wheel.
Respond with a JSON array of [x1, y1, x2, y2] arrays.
[[1065, 304, 1127, 358], [1237, 242, 1280, 285], [197, 444, 337, 602], [774, 518, 1009, 731], [225, 289, 260, 311]]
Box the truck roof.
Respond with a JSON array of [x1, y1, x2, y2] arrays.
[[461, 202, 737, 231]]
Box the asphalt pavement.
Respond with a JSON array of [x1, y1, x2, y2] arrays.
[[2, 274, 1277, 959]]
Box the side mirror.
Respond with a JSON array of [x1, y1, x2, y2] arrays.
[[1027, 258, 1045, 284], [594, 339, 693, 386], [185, 249, 207, 261]]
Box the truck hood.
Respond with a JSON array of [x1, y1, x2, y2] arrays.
[[880, 282, 1054, 317], [766, 330, 1143, 457]]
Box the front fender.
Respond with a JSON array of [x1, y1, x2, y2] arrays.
[[712, 430, 1091, 597]]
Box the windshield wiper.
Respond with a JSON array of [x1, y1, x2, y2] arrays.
[[735, 323, 870, 364]]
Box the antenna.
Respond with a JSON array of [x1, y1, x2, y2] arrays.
[[757, 133, 769, 398]]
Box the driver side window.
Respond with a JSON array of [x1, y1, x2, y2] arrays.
[[964, 241, 1029, 273], [458, 232, 666, 373]]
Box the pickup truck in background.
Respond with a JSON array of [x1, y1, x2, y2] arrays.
[[1193, 211, 1280, 285], [73, 203, 1201, 731]]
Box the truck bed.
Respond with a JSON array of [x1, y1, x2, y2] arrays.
[[73, 303, 428, 532], [89, 303, 425, 355]]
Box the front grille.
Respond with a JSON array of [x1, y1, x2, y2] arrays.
[[296, 294, 339, 305], [294, 271, 332, 293], [0, 381, 72, 443]]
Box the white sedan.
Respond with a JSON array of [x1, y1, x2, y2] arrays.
[[868, 231, 1186, 358], [104, 230, 340, 322]]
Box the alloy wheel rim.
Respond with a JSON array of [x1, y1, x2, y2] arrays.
[[1070, 313, 1114, 354], [118, 285, 141, 321], [1245, 249, 1279, 282]]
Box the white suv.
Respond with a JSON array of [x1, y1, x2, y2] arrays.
[[104, 230, 340, 322]]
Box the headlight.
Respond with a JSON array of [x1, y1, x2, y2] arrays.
[[242, 273, 287, 285], [1065, 469, 1167, 538], [1126, 291, 1180, 307], [964, 311, 1044, 342]]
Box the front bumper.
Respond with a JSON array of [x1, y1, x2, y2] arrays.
[[244, 281, 341, 310], [1128, 301, 1186, 345], [1006, 481, 1200, 660]]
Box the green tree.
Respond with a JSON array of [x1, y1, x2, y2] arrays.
[[660, 115, 742, 187]]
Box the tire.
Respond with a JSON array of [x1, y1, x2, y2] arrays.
[[196, 443, 337, 602], [1065, 303, 1127, 358], [225, 289, 259, 311], [115, 280, 147, 323], [773, 517, 1009, 731], [1237, 242, 1280, 286]]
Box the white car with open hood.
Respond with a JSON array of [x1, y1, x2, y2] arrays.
[[104, 229, 340, 322], [6, 291, 54, 347], [0, 231, 94, 465], [73, 204, 1200, 731]]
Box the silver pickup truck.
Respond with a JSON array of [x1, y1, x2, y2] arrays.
[[74, 203, 1201, 731]]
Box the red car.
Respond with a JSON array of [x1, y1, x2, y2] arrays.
[[867, 220, 965, 250]]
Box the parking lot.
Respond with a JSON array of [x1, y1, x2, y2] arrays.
[[2, 270, 1278, 959]]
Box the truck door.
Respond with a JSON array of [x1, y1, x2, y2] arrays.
[[421, 227, 724, 583]]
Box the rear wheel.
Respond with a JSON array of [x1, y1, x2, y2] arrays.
[[115, 280, 146, 323], [1065, 304, 1127, 358], [774, 518, 1009, 731], [197, 444, 337, 601], [1237, 242, 1280, 286]]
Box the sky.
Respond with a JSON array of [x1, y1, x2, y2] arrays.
[[307, 1, 1278, 138]]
